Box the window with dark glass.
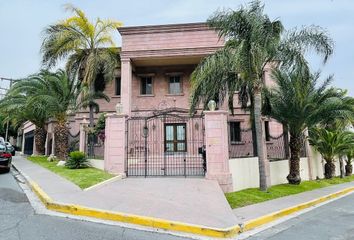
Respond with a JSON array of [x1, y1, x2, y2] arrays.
[[265, 121, 270, 141], [94, 72, 106, 92], [230, 122, 241, 143], [164, 123, 186, 152], [169, 76, 181, 94], [141, 76, 152, 95], [115, 77, 121, 96]]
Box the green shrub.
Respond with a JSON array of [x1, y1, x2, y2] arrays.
[[65, 151, 88, 169]]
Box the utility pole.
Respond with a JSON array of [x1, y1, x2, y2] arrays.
[[0, 77, 17, 142]]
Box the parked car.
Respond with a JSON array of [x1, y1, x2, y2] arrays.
[[0, 143, 12, 173], [5, 142, 15, 156]]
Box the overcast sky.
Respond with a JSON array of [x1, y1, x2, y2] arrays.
[[0, 0, 353, 95]]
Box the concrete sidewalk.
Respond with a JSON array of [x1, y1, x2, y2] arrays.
[[12, 156, 237, 229], [233, 180, 354, 223]]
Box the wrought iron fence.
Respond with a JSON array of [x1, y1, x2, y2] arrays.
[[229, 128, 256, 158], [85, 132, 105, 159], [267, 133, 288, 160], [68, 130, 80, 153], [228, 124, 308, 160]]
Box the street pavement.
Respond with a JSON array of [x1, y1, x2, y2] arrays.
[[0, 170, 196, 240], [246, 192, 354, 240]]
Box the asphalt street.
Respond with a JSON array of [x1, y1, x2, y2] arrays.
[[247, 192, 354, 240], [0, 169, 194, 240]]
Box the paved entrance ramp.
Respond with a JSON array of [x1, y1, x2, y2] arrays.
[[13, 156, 237, 230]]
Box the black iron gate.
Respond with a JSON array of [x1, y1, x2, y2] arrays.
[[126, 109, 205, 177], [24, 130, 34, 155]]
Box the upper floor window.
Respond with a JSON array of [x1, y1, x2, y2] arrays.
[[169, 76, 182, 94], [94, 72, 106, 92], [115, 77, 121, 96], [230, 122, 241, 143], [141, 76, 153, 95], [264, 121, 270, 141]]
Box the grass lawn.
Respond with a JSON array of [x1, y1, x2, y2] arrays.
[[226, 175, 354, 209], [27, 156, 115, 189]]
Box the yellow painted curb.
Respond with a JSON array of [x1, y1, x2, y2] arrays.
[[242, 186, 354, 232], [29, 181, 240, 238]]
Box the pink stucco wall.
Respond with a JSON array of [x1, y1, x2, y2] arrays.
[[131, 66, 194, 112], [119, 23, 224, 53]]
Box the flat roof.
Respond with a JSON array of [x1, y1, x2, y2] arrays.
[[117, 22, 210, 35]]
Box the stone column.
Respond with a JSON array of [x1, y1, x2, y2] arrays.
[[21, 131, 25, 155], [104, 113, 127, 175], [204, 110, 233, 192], [120, 58, 132, 115], [79, 119, 88, 153], [51, 133, 55, 156], [45, 132, 49, 155], [32, 131, 37, 156]]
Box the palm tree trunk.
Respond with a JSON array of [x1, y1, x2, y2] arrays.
[[324, 159, 335, 179], [339, 157, 345, 178], [287, 134, 302, 184], [34, 127, 47, 155], [254, 87, 270, 191], [345, 162, 352, 176], [54, 122, 68, 160], [88, 104, 94, 157]]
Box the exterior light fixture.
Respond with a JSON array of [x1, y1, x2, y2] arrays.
[[116, 103, 123, 114], [142, 125, 149, 138], [207, 100, 217, 111]]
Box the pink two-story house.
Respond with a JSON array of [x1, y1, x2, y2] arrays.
[[21, 22, 290, 191]]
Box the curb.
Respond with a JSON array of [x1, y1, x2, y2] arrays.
[[241, 186, 354, 232], [28, 181, 240, 238]]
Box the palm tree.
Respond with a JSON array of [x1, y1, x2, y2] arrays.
[[3, 70, 82, 159], [190, 1, 333, 189], [23, 70, 80, 159], [0, 80, 49, 155], [265, 68, 354, 183], [41, 4, 121, 156], [309, 128, 354, 179]]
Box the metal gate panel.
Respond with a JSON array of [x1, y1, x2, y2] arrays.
[[24, 130, 34, 155], [126, 109, 205, 177]]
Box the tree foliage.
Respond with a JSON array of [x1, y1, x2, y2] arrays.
[[190, 0, 334, 112]]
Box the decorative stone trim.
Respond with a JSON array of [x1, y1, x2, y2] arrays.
[[121, 46, 222, 60], [118, 22, 209, 35]]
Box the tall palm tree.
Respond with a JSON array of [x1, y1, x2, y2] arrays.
[[190, 0, 333, 189], [309, 128, 354, 179], [41, 4, 122, 156], [265, 69, 354, 183], [0, 80, 49, 155]]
